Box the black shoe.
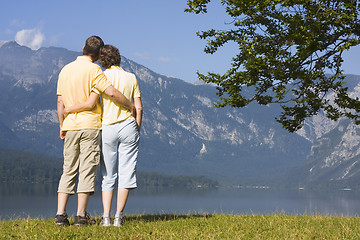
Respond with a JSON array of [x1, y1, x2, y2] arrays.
[[74, 212, 96, 226], [55, 213, 70, 226]]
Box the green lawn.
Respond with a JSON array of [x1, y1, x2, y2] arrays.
[[1, 214, 360, 239]]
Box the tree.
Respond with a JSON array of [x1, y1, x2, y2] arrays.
[[185, 0, 360, 132]]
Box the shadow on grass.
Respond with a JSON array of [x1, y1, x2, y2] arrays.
[[124, 213, 213, 223]]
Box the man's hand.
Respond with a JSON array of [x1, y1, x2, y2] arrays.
[[130, 104, 136, 118], [104, 85, 137, 118], [64, 107, 70, 114], [104, 85, 134, 110], [57, 95, 66, 140], [60, 130, 66, 140]]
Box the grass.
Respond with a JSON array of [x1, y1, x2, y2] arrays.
[[1, 213, 360, 239]]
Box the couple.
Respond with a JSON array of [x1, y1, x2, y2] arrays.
[[55, 36, 143, 227]]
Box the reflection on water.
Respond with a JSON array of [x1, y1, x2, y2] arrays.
[[1, 183, 360, 219], [0, 182, 57, 197]]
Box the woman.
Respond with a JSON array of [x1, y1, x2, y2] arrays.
[[65, 44, 143, 226]]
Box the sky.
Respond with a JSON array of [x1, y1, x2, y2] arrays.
[[1, 0, 360, 83]]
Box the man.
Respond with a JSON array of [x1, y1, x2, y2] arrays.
[[55, 36, 135, 226]]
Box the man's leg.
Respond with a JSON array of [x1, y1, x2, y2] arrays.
[[55, 192, 71, 226], [57, 192, 70, 214], [75, 129, 101, 225], [55, 130, 81, 226], [77, 192, 90, 214], [74, 192, 95, 226]]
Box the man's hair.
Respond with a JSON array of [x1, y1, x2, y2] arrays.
[[99, 45, 121, 69], [83, 36, 104, 58]]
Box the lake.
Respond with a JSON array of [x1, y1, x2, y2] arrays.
[[1, 184, 360, 220]]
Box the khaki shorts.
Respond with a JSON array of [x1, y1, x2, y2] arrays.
[[58, 129, 101, 195]]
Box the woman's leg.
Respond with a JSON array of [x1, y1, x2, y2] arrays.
[[116, 119, 139, 216], [114, 188, 129, 226], [116, 188, 130, 213], [102, 191, 114, 214], [101, 124, 119, 215]]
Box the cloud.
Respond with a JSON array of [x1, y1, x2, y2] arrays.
[[10, 19, 24, 27], [48, 34, 62, 46], [157, 57, 172, 63], [134, 52, 173, 63], [134, 51, 150, 60], [15, 28, 45, 50], [5, 29, 13, 35]]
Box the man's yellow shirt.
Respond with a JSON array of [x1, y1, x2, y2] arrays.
[[57, 56, 111, 130]]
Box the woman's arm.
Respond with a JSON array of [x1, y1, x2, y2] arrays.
[[64, 92, 99, 114], [134, 97, 143, 132]]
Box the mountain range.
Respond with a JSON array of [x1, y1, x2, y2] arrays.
[[1, 41, 360, 189]]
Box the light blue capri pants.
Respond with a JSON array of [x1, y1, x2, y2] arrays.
[[101, 119, 139, 191]]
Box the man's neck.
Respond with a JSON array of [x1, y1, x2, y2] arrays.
[[83, 55, 95, 63]]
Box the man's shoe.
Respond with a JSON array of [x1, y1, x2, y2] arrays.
[[113, 216, 125, 227], [74, 212, 96, 226], [55, 213, 70, 226], [100, 217, 111, 227]]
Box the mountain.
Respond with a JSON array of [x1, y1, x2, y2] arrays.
[[1, 41, 360, 188], [273, 75, 360, 189], [278, 117, 360, 190]]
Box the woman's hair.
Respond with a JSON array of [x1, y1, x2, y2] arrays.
[[99, 44, 121, 69], [83, 36, 104, 58]]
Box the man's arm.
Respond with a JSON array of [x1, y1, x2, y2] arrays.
[[64, 92, 99, 114], [57, 95, 66, 140], [103, 85, 136, 117], [134, 97, 143, 132]]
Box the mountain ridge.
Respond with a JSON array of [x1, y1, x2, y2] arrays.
[[1, 41, 360, 188]]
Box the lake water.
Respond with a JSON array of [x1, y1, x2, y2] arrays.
[[1, 184, 360, 220]]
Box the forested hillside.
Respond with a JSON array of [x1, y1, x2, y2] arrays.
[[0, 148, 218, 190]]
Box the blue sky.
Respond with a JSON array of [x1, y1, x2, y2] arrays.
[[1, 0, 360, 82]]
